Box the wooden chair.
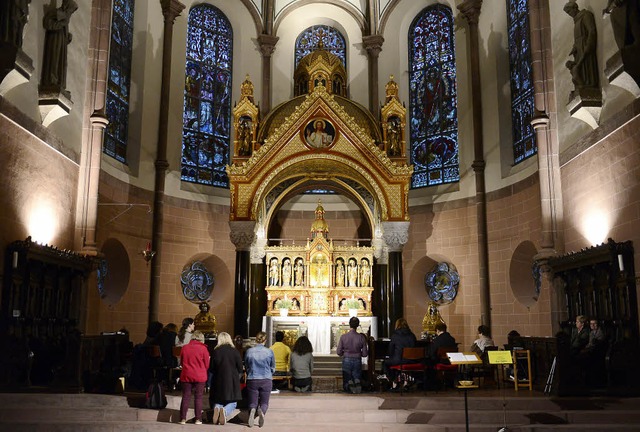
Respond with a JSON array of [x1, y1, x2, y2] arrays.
[[169, 346, 182, 390], [513, 349, 532, 391], [434, 346, 458, 391], [389, 346, 427, 395], [472, 346, 499, 388]]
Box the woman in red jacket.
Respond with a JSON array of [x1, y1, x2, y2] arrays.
[[179, 330, 210, 424]]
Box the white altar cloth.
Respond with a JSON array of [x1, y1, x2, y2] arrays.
[[262, 316, 377, 355]]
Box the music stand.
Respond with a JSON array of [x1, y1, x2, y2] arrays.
[[448, 352, 482, 432], [487, 350, 514, 432]]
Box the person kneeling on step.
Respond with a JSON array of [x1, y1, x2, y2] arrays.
[[245, 331, 275, 427], [209, 332, 243, 425], [337, 316, 368, 394]]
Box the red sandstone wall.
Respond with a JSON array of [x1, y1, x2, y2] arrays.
[[88, 173, 236, 344], [0, 114, 79, 297], [561, 115, 640, 323]]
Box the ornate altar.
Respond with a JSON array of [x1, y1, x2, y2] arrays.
[[265, 201, 374, 317]]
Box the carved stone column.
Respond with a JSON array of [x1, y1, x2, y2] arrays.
[[149, 0, 185, 324], [362, 34, 384, 113], [75, 0, 112, 254], [528, 1, 563, 257], [230, 221, 257, 337], [458, 0, 491, 329], [381, 221, 409, 337], [257, 34, 279, 114]]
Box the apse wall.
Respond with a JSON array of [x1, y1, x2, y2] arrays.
[[88, 172, 237, 343]]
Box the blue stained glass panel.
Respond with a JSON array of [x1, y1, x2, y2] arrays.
[[181, 5, 232, 188], [104, 0, 135, 163], [408, 5, 459, 188], [295, 25, 346, 68], [507, 0, 537, 163]]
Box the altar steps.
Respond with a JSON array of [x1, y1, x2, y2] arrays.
[[1, 391, 639, 431]]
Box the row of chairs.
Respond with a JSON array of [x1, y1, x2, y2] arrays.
[[388, 346, 458, 395], [388, 346, 532, 395]]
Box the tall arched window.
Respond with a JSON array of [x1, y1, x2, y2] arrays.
[[507, 0, 536, 164], [295, 25, 346, 68], [408, 5, 459, 188], [104, 0, 135, 163], [181, 5, 233, 188]]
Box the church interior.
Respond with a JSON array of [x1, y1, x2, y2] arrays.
[[1, 0, 639, 399]]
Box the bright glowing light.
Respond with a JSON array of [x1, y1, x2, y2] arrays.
[[27, 201, 58, 245], [582, 210, 609, 246]]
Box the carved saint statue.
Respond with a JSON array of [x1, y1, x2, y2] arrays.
[[282, 258, 292, 286], [40, 0, 78, 91], [335, 259, 345, 287], [603, 0, 640, 83], [347, 258, 358, 287], [1, 0, 30, 48], [269, 258, 279, 286], [564, 1, 599, 91], [237, 117, 252, 156], [194, 302, 216, 336], [387, 117, 401, 157], [359, 259, 370, 287], [294, 258, 304, 286]]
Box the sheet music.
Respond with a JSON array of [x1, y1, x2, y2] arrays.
[[447, 352, 478, 362]]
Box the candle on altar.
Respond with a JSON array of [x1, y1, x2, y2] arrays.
[[284, 293, 288, 300]]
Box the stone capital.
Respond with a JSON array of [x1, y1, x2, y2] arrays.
[[458, 0, 483, 26], [229, 220, 257, 250], [160, 0, 186, 23], [381, 221, 410, 252], [257, 34, 279, 57], [362, 35, 385, 57], [90, 112, 109, 128], [530, 111, 550, 130]]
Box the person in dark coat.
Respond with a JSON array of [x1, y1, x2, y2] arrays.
[[570, 315, 590, 356], [428, 322, 457, 365], [382, 318, 417, 385], [157, 323, 178, 368], [209, 332, 244, 425]]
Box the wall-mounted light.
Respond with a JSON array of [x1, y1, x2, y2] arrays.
[[618, 254, 624, 272], [12, 251, 18, 269], [141, 242, 156, 264]]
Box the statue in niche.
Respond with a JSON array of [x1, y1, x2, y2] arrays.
[[282, 258, 292, 286], [237, 117, 252, 156], [347, 258, 358, 287], [269, 258, 279, 286], [41, 0, 78, 91], [564, 1, 599, 92], [294, 258, 304, 286], [359, 259, 370, 287], [387, 117, 401, 157], [335, 259, 345, 287], [603, 0, 640, 82], [1, 0, 30, 48]]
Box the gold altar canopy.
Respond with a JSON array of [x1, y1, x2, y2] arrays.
[[227, 48, 412, 224], [264, 201, 374, 317]]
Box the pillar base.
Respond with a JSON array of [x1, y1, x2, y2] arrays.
[[567, 88, 602, 129], [38, 87, 73, 127]]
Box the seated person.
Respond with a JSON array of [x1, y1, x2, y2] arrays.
[[471, 325, 495, 354], [570, 315, 590, 357], [427, 322, 457, 365], [270, 331, 291, 390], [290, 336, 314, 392], [583, 319, 607, 388], [505, 330, 528, 381], [382, 318, 417, 389]]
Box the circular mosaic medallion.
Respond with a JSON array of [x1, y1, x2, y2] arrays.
[[425, 262, 459, 305], [180, 261, 214, 302]]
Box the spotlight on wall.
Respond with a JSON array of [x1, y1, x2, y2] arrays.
[[618, 254, 624, 272], [141, 242, 156, 264]]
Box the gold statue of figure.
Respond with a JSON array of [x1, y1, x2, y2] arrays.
[[422, 301, 445, 334], [194, 301, 217, 336]]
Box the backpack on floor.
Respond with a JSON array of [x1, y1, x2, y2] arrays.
[[145, 380, 167, 409]]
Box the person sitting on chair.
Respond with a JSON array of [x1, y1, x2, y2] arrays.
[[427, 322, 457, 365], [471, 325, 495, 354], [382, 318, 416, 390]]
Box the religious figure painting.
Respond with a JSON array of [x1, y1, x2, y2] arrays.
[[304, 118, 335, 148]]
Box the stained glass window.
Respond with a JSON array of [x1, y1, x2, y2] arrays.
[[104, 0, 135, 163], [181, 5, 233, 187], [295, 25, 346, 68], [408, 5, 459, 188], [507, 0, 537, 164]]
